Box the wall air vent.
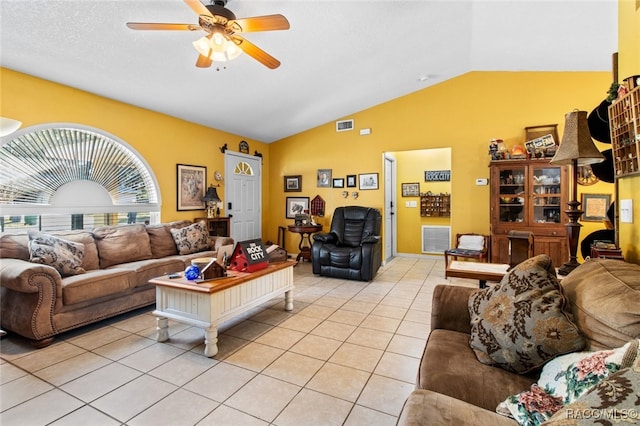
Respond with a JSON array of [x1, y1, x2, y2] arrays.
[[336, 119, 354, 132]]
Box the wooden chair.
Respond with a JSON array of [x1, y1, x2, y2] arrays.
[[444, 233, 490, 267], [507, 231, 534, 268]]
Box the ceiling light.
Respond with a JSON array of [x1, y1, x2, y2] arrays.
[[193, 32, 242, 62], [0, 117, 22, 137]]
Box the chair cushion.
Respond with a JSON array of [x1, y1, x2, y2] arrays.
[[468, 254, 585, 374], [458, 235, 486, 251]]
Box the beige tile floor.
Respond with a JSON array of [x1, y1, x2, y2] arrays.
[[0, 257, 476, 426]]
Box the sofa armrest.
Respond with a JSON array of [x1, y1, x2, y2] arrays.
[[211, 236, 234, 251], [361, 235, 380, 244], [0, 258, 62, 341], [313, 232, 338, 244], [431, 284, 478, 334]]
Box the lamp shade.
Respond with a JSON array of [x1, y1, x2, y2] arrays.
[[202, 186, 221, 203], [550, 110, 605, 166]]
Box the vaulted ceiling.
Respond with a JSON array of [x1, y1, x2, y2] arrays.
[[0, 0, 618, 143]]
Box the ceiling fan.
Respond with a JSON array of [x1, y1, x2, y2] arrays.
[[126, 0, 289, 69]]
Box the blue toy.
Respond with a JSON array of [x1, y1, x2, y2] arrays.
[[184, 265, 200, 281]]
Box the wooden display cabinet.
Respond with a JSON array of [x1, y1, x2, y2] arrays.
[[609, 85, 640, 178], [194, 217, 230, 237], [490, 159, 568, 266]]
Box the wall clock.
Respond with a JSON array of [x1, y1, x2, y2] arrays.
[[239, 140, 249, 154], [577, 165, 599, 186]]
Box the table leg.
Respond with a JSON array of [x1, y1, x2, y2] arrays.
[[284, 290, 294, 311], [157, 317, 169, 342], [203, 327, 219, 357]]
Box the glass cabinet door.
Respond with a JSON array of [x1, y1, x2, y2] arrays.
[[530, 165, 563, 224], [497, 166, 526, 223]]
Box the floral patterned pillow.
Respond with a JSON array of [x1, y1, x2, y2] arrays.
[[544, 347, 640, 425], [170, 221, 211, 255], [496, 339, 639, 425], [28, 231, 86, 277], [468, 254, 585, 374]]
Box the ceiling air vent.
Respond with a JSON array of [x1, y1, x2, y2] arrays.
[[336, 119, 354, 132]]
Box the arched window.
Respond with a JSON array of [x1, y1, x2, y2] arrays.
[[0, 124, 161, 233]]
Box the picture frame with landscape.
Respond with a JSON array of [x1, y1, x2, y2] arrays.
[[284, 175, 302, 192], [286, 197, 310, 219]]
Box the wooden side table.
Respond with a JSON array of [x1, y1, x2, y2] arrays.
[[287, 224, 322, 263], [194, 217, 230, 237]]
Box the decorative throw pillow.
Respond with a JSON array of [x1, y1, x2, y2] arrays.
[[28, 231, 86, 277], [496, 339, 639, 425], [170, 221, 211, 255], [468, 254, 585, 374], [544, 350, 640, 425]]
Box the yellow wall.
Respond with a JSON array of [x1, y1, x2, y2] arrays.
[[394, 148, 451, 254], [0, 68, 270, 225], [615, 0, 640, 263], [269, 72, 613, 256]]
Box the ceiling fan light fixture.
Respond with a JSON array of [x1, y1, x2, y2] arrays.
[[192, 33, 242, 62]]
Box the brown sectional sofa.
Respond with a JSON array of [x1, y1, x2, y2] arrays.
[[0, 221, 233, 347], [397, 258, 640, 426]]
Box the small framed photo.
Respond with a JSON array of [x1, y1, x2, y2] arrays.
[[402, 182, 420, 197], [284, 175, 302, 192], [359, 173, 379, 190], [317, 169, 332, 187], [346, 174, 357, 188], [286, 197, 310, 219], [332, 178, 344, 188], [582, 193, 611, 222], [177, 164, 206, 211]]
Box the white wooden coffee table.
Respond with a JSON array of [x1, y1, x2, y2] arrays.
[[445, 260, 510, 288], [150, 260, 296, 357]]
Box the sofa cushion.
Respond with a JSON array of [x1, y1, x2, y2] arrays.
[[146, 220, 192, 258], [93, 224, 153, 268], [50, 230, 100, 271], [398, 390, 518, 426], [469, 254, 585, 374], [497, 339, 639, 425], [170, 221, 211, 255], [62, 269, 134, 305], [28, 231, 86, 277], [561, 259, 640, 351], [419, 329, 538, 412], [110, 257, 185, 288], [544, 352, 640, 425], [0, 233, 29, 260]]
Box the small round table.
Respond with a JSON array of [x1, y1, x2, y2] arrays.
[[287, 224, 323, 263]]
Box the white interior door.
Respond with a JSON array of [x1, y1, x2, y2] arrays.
[[224, 151, 262, 241], [384, 153, 396, 263]]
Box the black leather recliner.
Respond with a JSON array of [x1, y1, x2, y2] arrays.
[[311, 206, 382, 281]]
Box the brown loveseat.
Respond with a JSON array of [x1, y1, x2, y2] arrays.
[[0, 220, 233, 347], [398, 258, 640, 425]]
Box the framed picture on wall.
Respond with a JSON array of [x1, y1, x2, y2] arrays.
[[286, 197, 310, 219], [317, 169, 332, 187], [177, 164, 206, 211], [284, 175, 302, 192], [402, 182, 420, 197], [582, 193, 611, 221], [359, 173, 379, 190], [346, 175, 357, 188], [332, 178, 344, 188]]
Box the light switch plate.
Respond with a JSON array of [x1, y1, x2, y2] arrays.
[[620, 199, 633, 223], [475, 178, 488, 185]]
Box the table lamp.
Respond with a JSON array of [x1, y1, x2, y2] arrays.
[[550, 110, 604, 275], [202, 185, 221, 218]]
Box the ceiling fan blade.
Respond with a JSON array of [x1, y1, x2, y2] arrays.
[[196, 54, 213, 68], [230, 14, 290, 33], [184, 0, 212, 17], [126, 22, 201, 31], [232, 35, 281, 69]]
